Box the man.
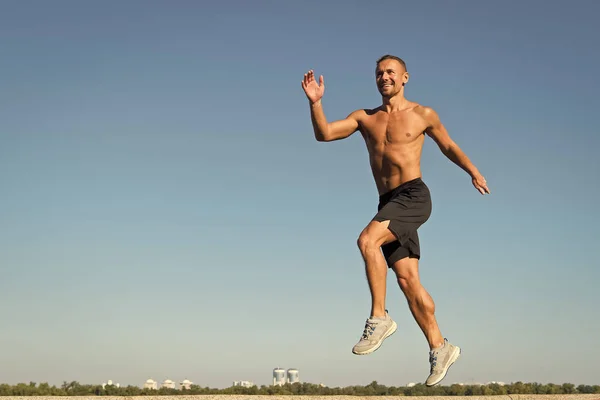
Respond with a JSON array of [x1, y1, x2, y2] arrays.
[[301, 55, 490, 387]]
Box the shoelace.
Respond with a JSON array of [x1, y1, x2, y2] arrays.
[[361, 320, 378, 340], [429, 351, 439, 373]]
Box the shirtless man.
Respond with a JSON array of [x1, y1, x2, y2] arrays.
[[301, 55, 490, 387]]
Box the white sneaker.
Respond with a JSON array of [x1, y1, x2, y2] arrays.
[[351, 310, 397, 355], [425, 338, 461, 386]]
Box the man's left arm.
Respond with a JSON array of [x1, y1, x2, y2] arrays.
[[422, 107, 490, 195]]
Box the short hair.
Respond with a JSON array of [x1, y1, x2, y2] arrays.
[[376, 55, 407, 71]]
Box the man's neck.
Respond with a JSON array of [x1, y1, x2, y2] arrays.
[[382, 92, 410, 112]]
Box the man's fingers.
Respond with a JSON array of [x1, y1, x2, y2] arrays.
[[302, 71, 313, 89], [475, 183, 490, 195]]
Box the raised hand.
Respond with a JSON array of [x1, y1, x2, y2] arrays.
[[301, 70, 325, 104]]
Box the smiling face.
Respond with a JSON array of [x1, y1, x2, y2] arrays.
[[375, 57, 409, 98]]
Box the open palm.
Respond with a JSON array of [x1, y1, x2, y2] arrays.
[[301, 70, 325, 103]]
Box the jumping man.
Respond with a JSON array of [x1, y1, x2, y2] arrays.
[[301, 55, 490, 386]]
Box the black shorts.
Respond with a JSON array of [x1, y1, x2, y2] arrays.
[[372, 177, 432, 267]]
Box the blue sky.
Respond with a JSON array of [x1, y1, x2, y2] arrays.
[[1, 0, 599, 389]]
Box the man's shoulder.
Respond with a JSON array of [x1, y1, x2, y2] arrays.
[[348, 106, 382, 120], [412, 103, 441, 125], [412, 103, 437, 117]]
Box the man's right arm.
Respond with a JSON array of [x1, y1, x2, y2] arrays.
[[310, 100, 360, 142]]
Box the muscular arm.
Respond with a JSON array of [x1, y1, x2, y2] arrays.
[[310, 100, 360, 142], [422, 107, 481, 178], [421, 106, 490, 194]]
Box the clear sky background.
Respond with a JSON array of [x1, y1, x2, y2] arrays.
[[1, 0, 599, 390]]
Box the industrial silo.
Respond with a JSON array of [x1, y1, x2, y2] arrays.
[[273, 367, 286, 386], [287, 368, 299, 384]]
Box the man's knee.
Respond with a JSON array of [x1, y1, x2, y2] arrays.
[[357, 220, 394, 254], [356, 228, 373, 255]]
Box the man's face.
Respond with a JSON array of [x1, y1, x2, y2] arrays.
[[375, 59, 408, 97]]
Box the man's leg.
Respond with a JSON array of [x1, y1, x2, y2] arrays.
[[351, 220, 398, 355], [391, 256, 443, 349], [357, 220, 396, 318], [391, 256, 461, 386]]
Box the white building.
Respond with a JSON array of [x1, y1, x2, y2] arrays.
[[102, 380, 120, 389], [162, 379, 175, 389], [144, 379, 158, 390], [233, 380, 255, 387], [180, 379, 193, 390]]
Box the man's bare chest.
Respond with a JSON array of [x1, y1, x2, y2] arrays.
[[360, 112, 427, 144]]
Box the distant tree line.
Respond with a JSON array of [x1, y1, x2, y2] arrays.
[[0, 380, 599, 396]]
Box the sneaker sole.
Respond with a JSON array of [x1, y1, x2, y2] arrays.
[[352, 320, 398, 355], [425, 346, 461, 387]]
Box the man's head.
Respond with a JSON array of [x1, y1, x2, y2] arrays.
[[375, 55, 409, 98]]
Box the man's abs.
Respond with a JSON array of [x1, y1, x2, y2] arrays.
[[359, 105, 428, 195], [368, 136, 425, 195]]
